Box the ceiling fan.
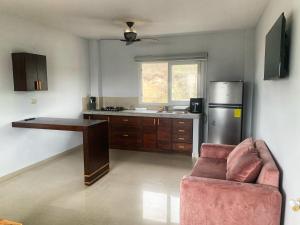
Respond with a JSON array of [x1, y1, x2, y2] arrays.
[[103, 22, 157, 45]]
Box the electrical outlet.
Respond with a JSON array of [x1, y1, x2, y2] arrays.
[[289, 199, 300, 212], [31, 98, 37, 104]]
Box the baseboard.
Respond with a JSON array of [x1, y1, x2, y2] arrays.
[[0, 145, 82, 183]]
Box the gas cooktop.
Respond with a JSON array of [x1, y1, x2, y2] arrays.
[[100, 106, 125, 112]]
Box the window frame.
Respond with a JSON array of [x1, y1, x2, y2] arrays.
[[138, 60, 204, 106], [168, 60, 201, 106]]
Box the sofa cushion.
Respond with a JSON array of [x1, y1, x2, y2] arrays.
[[255, 140, 280, 187], [191, 158, 227, 180], [227, 138, 257, 169], [226, 149, 263, 183]]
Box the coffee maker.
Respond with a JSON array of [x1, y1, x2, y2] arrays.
[[88, 97, 97, 110], [189, 98, 203, 114]]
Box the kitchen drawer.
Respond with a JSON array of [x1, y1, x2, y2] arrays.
[[110, 116, 141, 127], [83, 114, 109, 121], [173, 119, 193, 128], [110, 130, 141, 148], [173, 134, 192, 143], [173, 143, 192, 152], [83, 114, 93, 120], [173, 127, 192, 135]]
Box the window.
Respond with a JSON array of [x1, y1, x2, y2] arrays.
[[140, 61, 202, 105], [141, 63, 168, 104]]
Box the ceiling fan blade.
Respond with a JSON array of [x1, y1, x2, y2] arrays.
[[101, 38, 122, 41], [141, 38, 159, 41], [126, 41, 134, 46]]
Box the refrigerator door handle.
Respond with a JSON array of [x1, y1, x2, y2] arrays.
[[209, 104, 242, 109]]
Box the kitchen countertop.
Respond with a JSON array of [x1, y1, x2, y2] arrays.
[[83, 110, 201, 119]]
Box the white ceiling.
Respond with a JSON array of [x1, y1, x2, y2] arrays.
[[0, 0, 270, 39]]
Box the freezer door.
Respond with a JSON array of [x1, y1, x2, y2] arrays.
[[209, 82, 243, 105], [208, 107, 242, 145]]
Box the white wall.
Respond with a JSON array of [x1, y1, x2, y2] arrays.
[[252, 0, 300, 224], [89, 40, 102, 97], [100, 30, 253, 96], [99, 29, 255, 137], [0, 14, 90, 177]]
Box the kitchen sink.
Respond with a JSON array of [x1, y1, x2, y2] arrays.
[[122, 109, 187, 115]]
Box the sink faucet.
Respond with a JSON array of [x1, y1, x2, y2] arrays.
[[158, 105, 169, 112]]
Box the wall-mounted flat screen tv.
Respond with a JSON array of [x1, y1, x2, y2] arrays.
[[264, 13, 288, 80]]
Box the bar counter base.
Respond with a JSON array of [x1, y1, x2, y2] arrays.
[[12, 117, 109, 186]]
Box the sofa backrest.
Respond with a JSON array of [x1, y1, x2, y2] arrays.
[[255, 140, 280, 187]]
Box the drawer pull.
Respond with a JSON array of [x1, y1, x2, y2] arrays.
[[178, 121, 185, 124], [178, 145, 185, 149], [178, 129, 185, 133], [123, 134, 129, 137], [178, 138, 185, 141], [123, 119, 129, 122]]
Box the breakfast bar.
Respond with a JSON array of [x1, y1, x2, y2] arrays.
[[12, 117, 109, 186]]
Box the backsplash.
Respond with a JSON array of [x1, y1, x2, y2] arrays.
[[102, 97, 139, 109], [82, 96, 164, 111]]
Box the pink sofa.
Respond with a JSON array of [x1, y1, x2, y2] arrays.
[[180, 140, 282, 225]]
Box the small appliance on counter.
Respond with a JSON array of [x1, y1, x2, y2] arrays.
[[189, 98, 203, 114], [88, 97, 97, 110]]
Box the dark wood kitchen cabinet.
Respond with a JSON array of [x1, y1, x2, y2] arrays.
[[83, 114, 193, 155], [12, 53, 48, 91], [83, 114, 109, 121], [157, 118, 172, 150], [109, 116, 142, 149], [141, 117, 157, 150], [172, 119, 193, 153]]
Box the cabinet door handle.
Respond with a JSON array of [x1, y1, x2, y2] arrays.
[[34, 80, 42, 90], [157, 118, 160, 126], [178, 129, 185, 133], [179, 121, 185, 124], [153, 118, 156, 125], [34, 80, 38, 90], [178, 138, 185, 141], [123, 134, 129, 137]]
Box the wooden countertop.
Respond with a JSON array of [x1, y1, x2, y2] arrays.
[[12, 117, 106, 132]]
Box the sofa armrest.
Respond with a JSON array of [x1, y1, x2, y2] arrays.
[[200, 143, 236, 159], [180, 176, 282, 225]]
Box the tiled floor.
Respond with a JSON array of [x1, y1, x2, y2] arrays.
[[0, 147, 194, 225]]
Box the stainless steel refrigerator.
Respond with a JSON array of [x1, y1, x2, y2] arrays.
[[208, 81, 244, 145]]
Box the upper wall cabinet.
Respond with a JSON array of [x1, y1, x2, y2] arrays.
[[12, 53, 48, 91]]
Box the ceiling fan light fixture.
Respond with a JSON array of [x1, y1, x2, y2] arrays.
[[124, 31, 137, 41], [125, 27, 136, 33], [104, 21, 157, 46]]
